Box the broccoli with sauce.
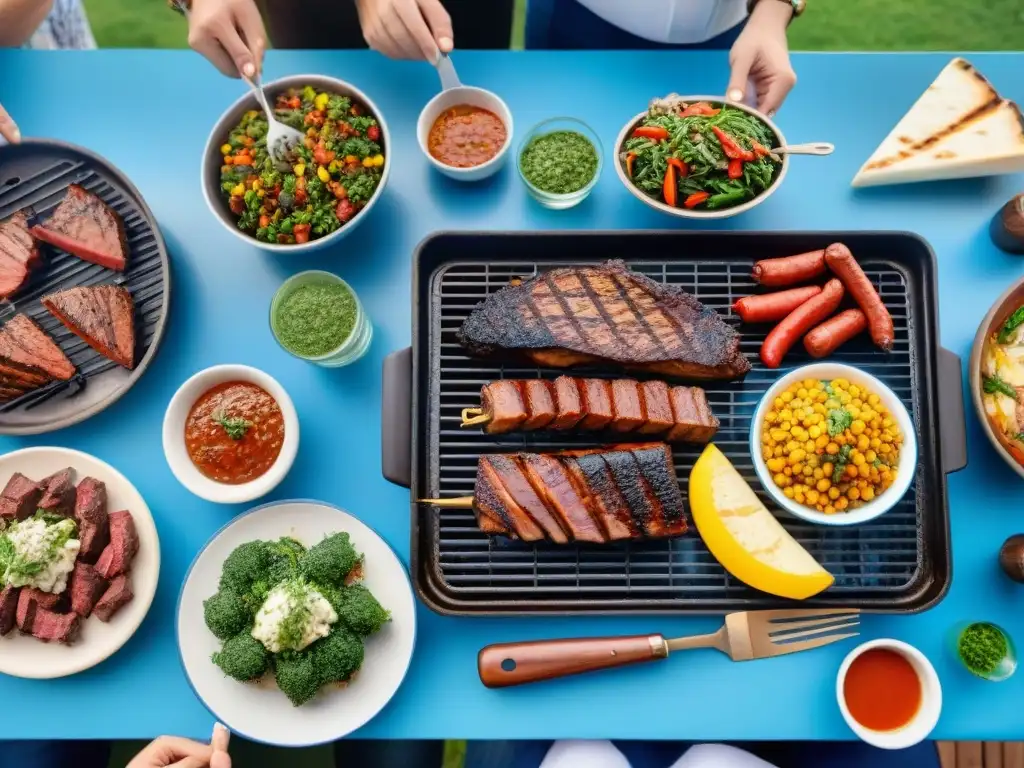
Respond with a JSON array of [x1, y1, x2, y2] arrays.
[[336, 584, 390, 637], [299, 532, 359, 586], [213, 632, 270, 681], [274, 652, 321, 706], [311, 625, 364, 684], [203, 587, 251, 640]]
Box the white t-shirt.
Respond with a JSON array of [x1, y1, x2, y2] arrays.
[[573, 0, 749, 44]]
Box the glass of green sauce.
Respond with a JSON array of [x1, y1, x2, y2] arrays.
[[270, 270, 372, 367], [952, 621, 1017, 681], [517, 117, 602, 210]]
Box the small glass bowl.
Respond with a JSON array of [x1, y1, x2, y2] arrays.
[[270, 270, 373, 368], [517, 117, 603, 210], [950, 621, 1017, 682]]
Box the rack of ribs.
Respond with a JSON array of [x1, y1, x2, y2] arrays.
[[461, 376, 719, 443]]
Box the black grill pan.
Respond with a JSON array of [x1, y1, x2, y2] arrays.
[[0, 139, 170, 434], [382, 231, 967, 615]]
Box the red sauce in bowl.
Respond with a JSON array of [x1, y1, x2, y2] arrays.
[[427, 105, 507, 168], [185, 381, 284, 484], [843, 648, 922, 731]]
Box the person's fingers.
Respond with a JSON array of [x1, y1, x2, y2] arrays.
[[233, 1, 267, 75], [395, 0, 440, 61], [365, 19, 403, 58], [211, 723, 230, 754], [0, 103, 20, 144], [127, 737, 212, 768], [168, 757, 209, 768], [758, 69, 796, 117], [188, 17, 243, 78], [417, 0, 453, 54], [726, 42, 755, 104], [381, 11, 421, 58], [216, 23, 258, 78], [211, 751, 232, 768]]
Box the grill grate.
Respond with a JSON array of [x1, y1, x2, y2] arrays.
[[410, 232, 950, 614], [0, 142, 169, 432]]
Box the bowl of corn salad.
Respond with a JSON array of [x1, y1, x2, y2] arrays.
[[750, 363, 917, 526]]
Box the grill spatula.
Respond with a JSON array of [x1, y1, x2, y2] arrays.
[[478, 608, 859, 688]]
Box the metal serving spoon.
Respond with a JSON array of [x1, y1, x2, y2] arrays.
[[434, 52, 462, 91], [773, 142, 835, 156]]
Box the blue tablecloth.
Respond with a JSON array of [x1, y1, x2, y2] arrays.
[[0, 49, 1022, 742]]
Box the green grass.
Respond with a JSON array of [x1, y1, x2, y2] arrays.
[[84, 0, 1024, 50]]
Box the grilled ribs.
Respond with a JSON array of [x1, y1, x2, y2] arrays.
[[472, 443, 688, 544], [43, 285, 136, 369], [471, 376, 718, 443], [31, 185, 128, 272], [457, 260, 750, 381]]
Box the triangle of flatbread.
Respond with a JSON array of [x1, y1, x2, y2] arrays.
[[852, 58, 1024, 187]]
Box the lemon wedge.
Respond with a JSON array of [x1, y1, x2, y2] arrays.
[[689, 444, 833, 600]]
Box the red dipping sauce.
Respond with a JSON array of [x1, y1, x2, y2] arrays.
[[427, 105, 507, 168], [843, 648, 922, 731]]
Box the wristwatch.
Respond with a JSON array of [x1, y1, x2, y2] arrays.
[[168, 0, 190, 14], [747, 0, 806, 18]]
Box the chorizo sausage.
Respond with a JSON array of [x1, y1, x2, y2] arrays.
[[760, 279, 845, 369], [803, 309, 868, 358], [733, 285, 823, 324], [823, 243, 895, 351], [751, 250, 827, 287]]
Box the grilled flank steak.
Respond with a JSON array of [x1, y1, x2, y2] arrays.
[[472, 443, 688, 544], [42, 285, 135, 369], [0, 314, 76, 402], [457, 260, 750, 381], [0, 212, 40, 299], [31, 185, 128, 272]]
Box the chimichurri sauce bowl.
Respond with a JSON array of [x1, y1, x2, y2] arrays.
[[614, 95, 789, 220], [517, 117, 602, 210], [202, 74, 391, 254]]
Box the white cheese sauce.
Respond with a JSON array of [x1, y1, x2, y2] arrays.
[[3, 517, 80, 593], [251, 580, 337, 653]]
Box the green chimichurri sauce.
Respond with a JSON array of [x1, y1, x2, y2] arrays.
[[275, 282, 357, 358], [958, 622, 1010, 676], [519, 130, 598, 195]]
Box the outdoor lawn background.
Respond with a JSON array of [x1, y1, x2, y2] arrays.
[[80, 0, 1020, 766]]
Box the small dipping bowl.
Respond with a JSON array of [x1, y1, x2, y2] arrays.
[[270, 270, 372, 367], [517, 117, 603, 210], [417, 86, 513, 182], [837, 639, 942, 750], [950, 621, 1017, 681]]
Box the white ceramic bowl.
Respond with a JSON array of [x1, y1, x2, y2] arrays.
[[202, 74, 391, 254], [750, 362, 917, 526], [162, 365, 299, 504], [837, 639, 942, 749], [417, 86, 513, 182], [613, 96, 789, 220]]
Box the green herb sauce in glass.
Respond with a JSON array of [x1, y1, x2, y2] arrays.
[[274, 282, 357, 358], [958, 622, 1010, 677], [520, 130, 598, 195]]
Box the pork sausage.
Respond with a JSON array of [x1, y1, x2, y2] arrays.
[[751, 250, 827, 287], [803, 309, 868, 358], [760, 279, 845, 369], [733, 285, 823, 323], [823, 243, 894, 351]]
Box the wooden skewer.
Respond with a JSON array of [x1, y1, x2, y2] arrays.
[[417, 496, 475, 508], [460, 408, 492, 428]]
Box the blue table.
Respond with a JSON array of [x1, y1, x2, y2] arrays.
[[0, 49, 1022, 743]]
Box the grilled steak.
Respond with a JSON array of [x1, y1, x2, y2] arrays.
[[480, 380, 527, 434], [0, 472, 41, 522], [520, 380, 555, 430], [0, 586, 20, 636], [637, 380, 673, 435], [38, 467, 75, 516], [19, 587, 65, 612], [578, 379, 613, 429], [69, 562, 108, 618], [0, 314, 76, 382], [470, 443, 687, 543], [94, 574, 133, 622], [17, 591, 81, 643], [74, 477, 110, 563], [95, 509, 139, 579], [457, 260, 750, 380], [610, 379, 644, 432], [30, 184, 128, 271], [0, 211, 40, 299], [43, 284, 135, 369], [551, 376, 584, 429]]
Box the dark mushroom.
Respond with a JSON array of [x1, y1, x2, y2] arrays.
[[999, 534, 1024, 582]]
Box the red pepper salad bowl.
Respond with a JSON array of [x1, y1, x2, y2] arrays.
[[613, 95, 791, 220]]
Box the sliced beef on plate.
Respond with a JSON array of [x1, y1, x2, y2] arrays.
[[42, 284, 135, 369], [95, 510, 139, 579], [69, 561, 108, 618], [0, 314, 76, 382], [0, 386, 25, 403], [0, 211, 40, 299], [17, 590, 81, 643], [0, 472, 41, 521], [0, 585, 20, 636], [93, 574, 133, 622], [74, 477, 109, 563], [29, 184, 128, 271], [19, 587, 65, 612], [38, 467, 76, 516]]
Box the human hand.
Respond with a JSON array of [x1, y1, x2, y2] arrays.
[[127, 724, 231, 768], [355, 0, 454, 61], [0, 102, 19, 143], [726, 0, 797, 117], [188, 0, 267, 79]]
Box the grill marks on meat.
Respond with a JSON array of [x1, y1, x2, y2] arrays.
[[43, 284, 136, 369], [0, 212, 40, 299], [470, 444, 688, 543], [0, 314, 76, 402], [474, 377, 718, 442], [457, 260, 750, 381], [30, 185, 128, 272]]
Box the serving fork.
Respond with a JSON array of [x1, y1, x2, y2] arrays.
[[478, 608, 860, 688]]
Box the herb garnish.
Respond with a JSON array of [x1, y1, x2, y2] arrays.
[[983, 374, 1018, 399], [998, 306, 1024, 343], [826, 408, 853, 438], [520, 131, 599, 195], [213, 410, 253, 440], [832, 444, 853, 484], [958, 622, 1010, 677]]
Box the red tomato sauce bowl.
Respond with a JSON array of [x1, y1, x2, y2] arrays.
[[417, 86, 513, 182]]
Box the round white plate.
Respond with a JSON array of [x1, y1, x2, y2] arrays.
[[0, 447, 160, 678], [177, 500, 416, 747]]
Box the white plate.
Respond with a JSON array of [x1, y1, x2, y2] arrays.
[[0, 447, 160, 679], [176, 500, 416, 747]]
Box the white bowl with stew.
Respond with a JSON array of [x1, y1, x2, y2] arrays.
[[162, 365, 300, 504], [417, 86, 513, 182]]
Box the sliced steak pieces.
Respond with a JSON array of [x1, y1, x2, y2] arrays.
[[93, 574, 133, 622], [38, 467, 75, 516], [74, 477, 110, 563], [17, 591, 81, 643], [69, 561, 108, 618], [610, 379, 645, 433], [42, 284, 135, 369], [19, 587, 65, 612], [0, 472, 41, 521], [474, 456, 545, 542], [95, 510, 139, 579], [480, 380, 527, 434], [551, 376, 584, 429], [0, 314, 76, 381], [0, 585, 20, 636], [578, 379, 613, 430], [637, 380, 674, 435], [30, 184, 128, 271], [520, 380, 556, 430], [0, 211, 40, 299]]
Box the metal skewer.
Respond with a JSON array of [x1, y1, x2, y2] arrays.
[[417, 496, 475, 508]]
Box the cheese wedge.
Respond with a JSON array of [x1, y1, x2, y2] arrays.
[[852, 58, 1024, 187], [689, 444, 833, 600]]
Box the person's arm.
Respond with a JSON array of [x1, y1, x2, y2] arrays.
[[176, 0, 267, 78], [355, 0, 453, 60], [0, 0, 54, 47], [726, 0, 798, 116]]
